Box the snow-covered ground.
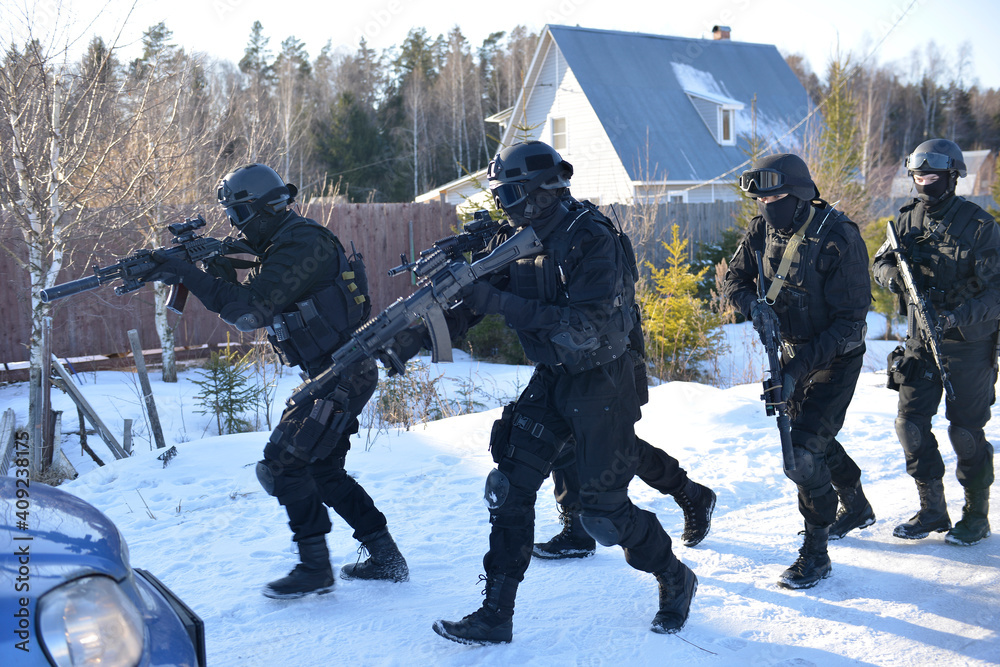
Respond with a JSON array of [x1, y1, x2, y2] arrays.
[[2, 315, 998, 666]]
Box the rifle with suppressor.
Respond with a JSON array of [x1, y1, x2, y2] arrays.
[[287, 217, 541, 407], [755, 250, 796, 471], [885, 221, 956, 401], [39, 215, 251, 314]]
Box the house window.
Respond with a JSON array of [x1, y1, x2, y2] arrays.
[[551, 117, 567, 151], [721, 109, 733, 143]]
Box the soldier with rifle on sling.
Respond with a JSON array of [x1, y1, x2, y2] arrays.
[[723, 153, 873, 590], [873, 138, 1000, 547]]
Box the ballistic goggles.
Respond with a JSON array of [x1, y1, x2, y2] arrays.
[[490, 182, 530, 209], [739, 168, 788, 195], [222, 201, 257, 228], [905, 151, 956, 172]]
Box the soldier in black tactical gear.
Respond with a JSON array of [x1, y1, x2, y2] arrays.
[[144, 163, 408, 598], [723, 153, 873, 589], [872, 138, 999, 547], [430, 141, 696, 645]]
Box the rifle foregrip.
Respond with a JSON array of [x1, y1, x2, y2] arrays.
[[40, 275, 102, 302]]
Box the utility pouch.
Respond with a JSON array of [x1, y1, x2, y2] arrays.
[[489, 402, 516, 464]]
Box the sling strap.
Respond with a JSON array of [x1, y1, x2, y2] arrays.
[[764, 206, 817, 304]]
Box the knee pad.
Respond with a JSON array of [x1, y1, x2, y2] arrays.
[[948, 425, 980, 462], [256, 460, 276, 496], [784, 447, 820, 487], [258, 459, 317, 505], [579, 514, 620, 547], [484, 469, 511, 510], [895, 417, 923, 455]]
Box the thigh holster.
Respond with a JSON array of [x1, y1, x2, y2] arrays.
[[493, 411, 567, 477]]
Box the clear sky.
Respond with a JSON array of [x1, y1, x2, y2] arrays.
[[5, 0, 1000, 89]]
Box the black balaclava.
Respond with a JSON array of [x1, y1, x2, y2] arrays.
[[239, 209, 289, 254], [760, 195, 808, 232], [914, 171, 953, 204], [503, 187, 568, 236]]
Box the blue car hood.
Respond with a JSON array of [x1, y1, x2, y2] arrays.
[[1, 476, 130, 598]]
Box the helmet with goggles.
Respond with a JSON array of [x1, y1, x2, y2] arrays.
[[905, 138, 966, 177], [739, 153, 819, 201], [487, 141, 573, 213], [217, 163, 298, 230]]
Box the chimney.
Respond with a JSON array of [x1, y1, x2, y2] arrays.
[[712, 25, 731, 40]]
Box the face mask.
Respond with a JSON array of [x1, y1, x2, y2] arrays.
[[503, 190, 562, 227], [759, 195, 799, 231], [914, 173, 950, 202]]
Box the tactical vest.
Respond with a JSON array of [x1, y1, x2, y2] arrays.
[[264, 216, 371, 369], [899, 196, 996, 341], [508, 202, 637, 373], [763, 205, 848, 345]]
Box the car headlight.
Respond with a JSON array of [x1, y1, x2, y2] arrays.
[[38, 575, 144, 667]]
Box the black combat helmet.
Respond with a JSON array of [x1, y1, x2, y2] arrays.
[[905, 138, 967, 177], [739, 153, 820, 201], [217, 164, 298, 244], [487, 141, 573, 223]]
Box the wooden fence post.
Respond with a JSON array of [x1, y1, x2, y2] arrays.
[[127, 329, 166, 450]]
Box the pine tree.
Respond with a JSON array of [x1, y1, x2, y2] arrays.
[[192, 347, 257, 435], [640, 224, 726, 382]]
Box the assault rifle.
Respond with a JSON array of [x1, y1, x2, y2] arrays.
[[387, 209, 501, 277], [39, 215, 250, 314], [755, 250, 796, 471], [885, 221, 956, 401], [287, 219, 541, 407]]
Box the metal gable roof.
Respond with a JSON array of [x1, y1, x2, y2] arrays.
[[546, 25, 813, 184]]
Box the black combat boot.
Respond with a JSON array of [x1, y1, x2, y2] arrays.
[[650, 558, 698, 634], [828, 480, 876, 540], [262, 536, 334, 599], [532, 505, 596, 559], [945, 487, 991, 546], [433, 573, 518, 645], [673, 479, 717, 547], [340, 527, 409, 582], [893, 478, 952, 539], [777, 523, 832, 590]]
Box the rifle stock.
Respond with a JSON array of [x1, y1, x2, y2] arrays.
[[755, 251, 796, 471], [287, 224, 543, 407], [885, 221, 956, 401]]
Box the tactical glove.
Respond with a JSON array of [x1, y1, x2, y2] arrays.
[[204, 255, 239, 283], [460, 280, 504, 315], [144, 251, 193, 286], [750, 301, 780, 343], [882, 266, 904, 294]]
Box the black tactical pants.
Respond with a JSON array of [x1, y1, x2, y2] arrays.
[[785, 347, 865, 527], [257, 359, 385, 543], [894, 335, 997, 488], [484, 356, 675, 581], [551, 437, 686, 507]]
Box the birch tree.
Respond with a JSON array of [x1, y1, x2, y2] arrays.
[[0, 31, 162, 475]]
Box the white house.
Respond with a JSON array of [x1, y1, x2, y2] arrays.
[[416, 24, 813, 212]]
